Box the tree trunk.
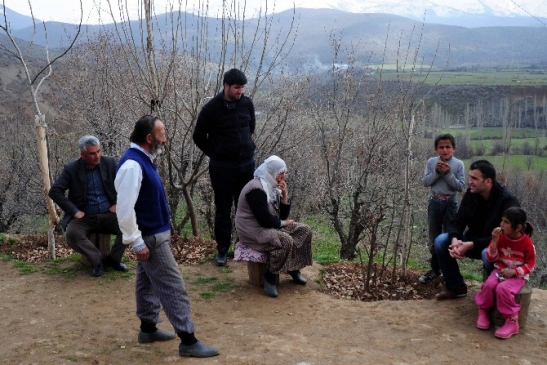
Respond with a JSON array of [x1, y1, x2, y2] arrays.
[[35, 115, 58, 258]]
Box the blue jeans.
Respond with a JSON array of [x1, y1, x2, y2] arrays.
[[434, 233, 493, 290], [427, 197, 457, 273]]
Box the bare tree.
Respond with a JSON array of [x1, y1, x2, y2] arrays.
[[0, 0, 82, 257], [52, 0, 300, 239], [306, 22, 440, 295]]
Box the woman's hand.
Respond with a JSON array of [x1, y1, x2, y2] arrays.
[[277, 179, 289, 204], [281, 219, 294, 227]]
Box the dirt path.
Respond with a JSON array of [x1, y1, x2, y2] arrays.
[[1, 259, 546, 364]]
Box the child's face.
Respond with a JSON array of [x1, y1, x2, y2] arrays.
[[500, 216, 519, 237], [435, 139, 456, 161]]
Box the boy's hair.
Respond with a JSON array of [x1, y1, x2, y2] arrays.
[[469, 159, 496, 182], [434, 134, 456, 149], [503, 207, 534, 237], [223, 68, 247, 86]]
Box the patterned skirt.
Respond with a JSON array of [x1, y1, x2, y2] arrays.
[[264, 222, 313, 274]]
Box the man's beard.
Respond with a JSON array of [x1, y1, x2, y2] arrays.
[[151, 140, 164, 157]]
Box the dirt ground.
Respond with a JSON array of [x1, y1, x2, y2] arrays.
[[1, 249, 547, 365]]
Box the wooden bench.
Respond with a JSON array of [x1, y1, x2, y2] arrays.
[[482, 268, 532, 328], [80, 233, 112, 267], [234, 242, 279, 286]]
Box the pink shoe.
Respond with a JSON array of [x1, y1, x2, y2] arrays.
[[476, 308, 491, 330], [495, 316, 519, 339]]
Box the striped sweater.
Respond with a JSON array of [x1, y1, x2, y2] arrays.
[[486, 233, 536, 280]]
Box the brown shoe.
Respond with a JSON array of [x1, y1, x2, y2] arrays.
[[436, 285, 467, 300]]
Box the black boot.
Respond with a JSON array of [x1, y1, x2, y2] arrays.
[[289, 270, 307, 285], [262, 270, 278, 298]]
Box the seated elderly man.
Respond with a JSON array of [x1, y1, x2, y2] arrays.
[[49, 135, 127, 277], [235, 155, 312, 298]]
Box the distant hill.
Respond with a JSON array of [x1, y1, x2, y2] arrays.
[[6, 8, 547, 70], [1, 5, 36, 31]]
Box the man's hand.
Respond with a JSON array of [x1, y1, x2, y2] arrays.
[[109, 204, 117, 213], [136, 246, 150, 262], [448, 239, 473, 260], [74, 210, 85, 219]]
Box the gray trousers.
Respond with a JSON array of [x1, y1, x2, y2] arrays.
[[136, 230, 195, 334], [65, 212, 126, 266]]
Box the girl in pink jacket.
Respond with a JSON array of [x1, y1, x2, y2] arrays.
[[475, 207, 536, 339]]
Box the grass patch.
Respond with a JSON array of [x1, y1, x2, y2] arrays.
[[211, 278, 237, 292], [192, 276, 218, 285], [44, 258, 83, 277], [188, 271, 238, 299], [13, 260, 38, 274], [200, 292, 216, 299], [306, 215, 342, 265]]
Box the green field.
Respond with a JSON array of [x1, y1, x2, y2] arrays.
[[425, 127, 547, 171], [377, 68, 547, 86]]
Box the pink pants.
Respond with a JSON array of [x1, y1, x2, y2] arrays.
[[475, 269, 526, 317]]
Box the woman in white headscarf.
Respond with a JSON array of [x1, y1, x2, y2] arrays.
[[235, 155, 312, 298]]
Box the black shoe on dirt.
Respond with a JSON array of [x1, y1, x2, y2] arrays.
[[418, 269, 440, 284]]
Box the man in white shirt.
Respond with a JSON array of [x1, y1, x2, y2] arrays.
[[115, 115, 219, 358]]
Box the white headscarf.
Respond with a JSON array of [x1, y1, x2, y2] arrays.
[[253, 155, 287, 203]]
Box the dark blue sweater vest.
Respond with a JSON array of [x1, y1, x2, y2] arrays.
[[117, 148, 170, 236]]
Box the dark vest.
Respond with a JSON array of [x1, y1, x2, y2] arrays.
[[117, 148, 170, 236]]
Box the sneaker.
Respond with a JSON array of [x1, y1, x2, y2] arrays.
[[179, 341, 219, 357], [495, 316, 519, 339], [436, 285, 468, 300], [476, 308, 491, 330], [418, 269, 440, 284]]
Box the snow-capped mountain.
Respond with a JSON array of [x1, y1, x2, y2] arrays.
[[290, 0, 544, 18], [203, 0, 546, 26]]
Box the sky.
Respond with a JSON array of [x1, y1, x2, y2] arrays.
[[4, 0, 546, 25], [5, 0, 303, 24]]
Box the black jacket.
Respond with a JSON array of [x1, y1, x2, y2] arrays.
[[49, 156, 118, 230], [447, 182, 520, 259], [193, 91, 256, 162]]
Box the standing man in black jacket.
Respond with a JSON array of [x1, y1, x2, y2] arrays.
[[49, 135, 127, 277], [193, 68, 256, 266], [434, 160, 520, 300]]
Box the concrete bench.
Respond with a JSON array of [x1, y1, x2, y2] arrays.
[[80, 233, 112, 267], [234, 242, 278, 286]]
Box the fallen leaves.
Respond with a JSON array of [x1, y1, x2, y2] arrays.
[[1, 233, 442, 302], [321, 261, 444, 301]]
